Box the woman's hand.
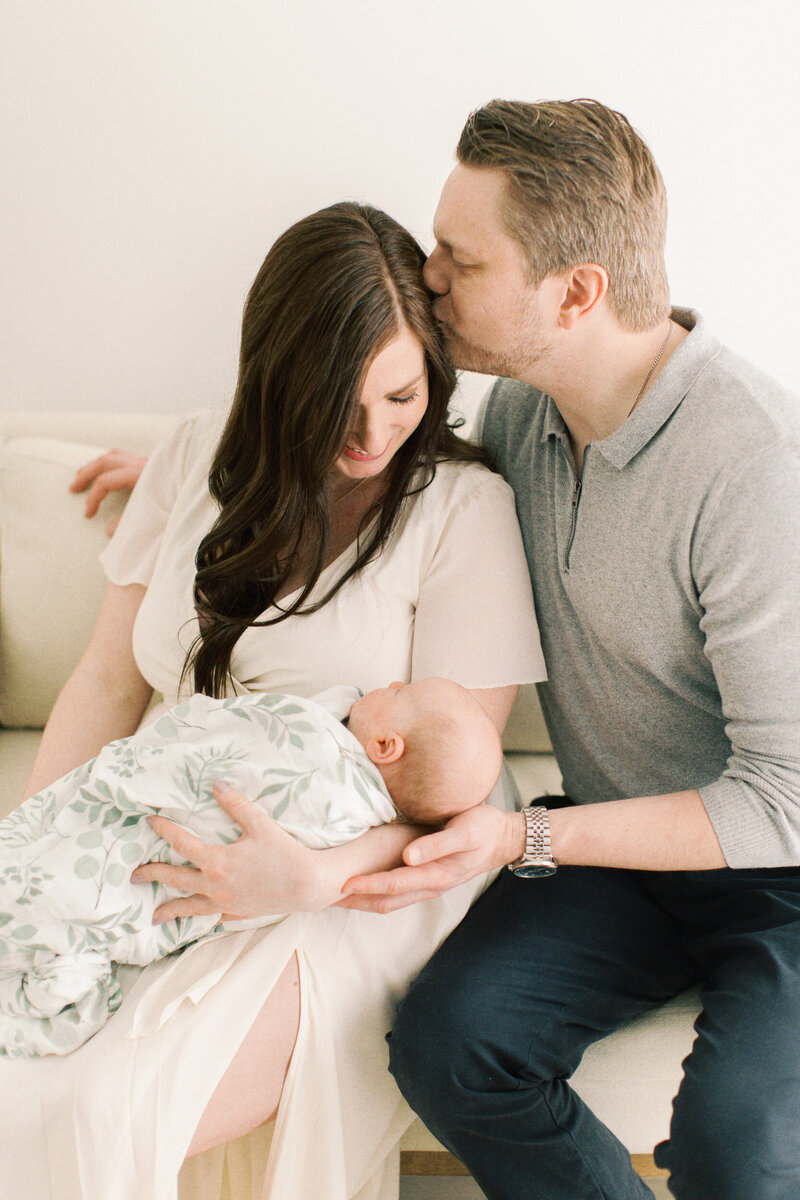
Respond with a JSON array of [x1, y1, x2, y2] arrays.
[[131, 782, 331, 922], [70, 448, 148, 535], [338, 804, 525, 913]]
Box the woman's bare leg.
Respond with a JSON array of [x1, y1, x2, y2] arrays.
[[185, 954, 301, 1157]]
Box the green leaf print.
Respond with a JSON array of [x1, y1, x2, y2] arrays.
[[272, 795, 290, 821], [121, 842, 145, 864], [77, 830, 104, 849], [154, 715, 178, 738], [74, 856, 100, 879], [11, 926, 38, 940]]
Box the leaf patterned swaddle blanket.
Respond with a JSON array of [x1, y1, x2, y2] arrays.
[[0, 687, 396, 1057]]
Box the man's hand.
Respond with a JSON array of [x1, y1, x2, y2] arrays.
[[339, 804, 525, 913], [131, 782, 328, 922], [70, 448, 148, 535]]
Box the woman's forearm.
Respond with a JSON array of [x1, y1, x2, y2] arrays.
[[23, 666, 152, 800], [307, 821, 426, 908], [22, 583, 152, 801]]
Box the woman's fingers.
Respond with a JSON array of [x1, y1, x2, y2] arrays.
[[146, 814, 217, 865], [69, 451, 120, 493], [131, 784, 317, 920], [70, 449, 148, 516], [210, 781, 273, 838], [152, 895, 225, 924], [131, 860, 204, 890], [79, 467, 135, 517]]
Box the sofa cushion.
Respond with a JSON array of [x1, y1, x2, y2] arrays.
[[0, 729, 42, 813], [0, 437, 129, 727]]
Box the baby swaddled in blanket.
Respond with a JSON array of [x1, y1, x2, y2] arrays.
[[0, 677, 502, 1057]]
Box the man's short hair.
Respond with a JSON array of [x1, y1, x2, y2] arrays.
[[457, 99, 671, 331]]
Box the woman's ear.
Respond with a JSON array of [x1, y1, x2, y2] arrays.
[[366, 733, 405, 766]]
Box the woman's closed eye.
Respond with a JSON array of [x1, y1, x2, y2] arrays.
[[389, 392, 419, 406]]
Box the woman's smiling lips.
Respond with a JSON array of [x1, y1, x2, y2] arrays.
[[342, 437, 392, 462]]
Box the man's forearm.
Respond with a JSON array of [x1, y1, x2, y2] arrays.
[[341, 790, 729, 914], [541, 789, 727, 871]]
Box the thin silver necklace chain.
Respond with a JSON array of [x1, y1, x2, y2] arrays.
[[626, 321, 673, 419]]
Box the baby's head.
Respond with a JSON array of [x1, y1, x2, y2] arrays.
[[347, 678, 503, 823]]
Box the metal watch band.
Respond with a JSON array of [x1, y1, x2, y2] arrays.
[[508, 805, 557, 876]]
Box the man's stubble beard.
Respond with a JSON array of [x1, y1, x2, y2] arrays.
[[436, 309, 551, 382]]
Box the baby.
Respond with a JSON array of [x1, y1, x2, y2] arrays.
[[0, 677, 502, 1057]]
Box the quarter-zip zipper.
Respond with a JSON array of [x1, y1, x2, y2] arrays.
[[565, 477, 582, 571]]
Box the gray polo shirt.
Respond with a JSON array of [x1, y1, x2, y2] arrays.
[[481, 308, 800, 868]]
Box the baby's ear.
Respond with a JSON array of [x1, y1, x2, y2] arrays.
[[366, 733, 405, 766]]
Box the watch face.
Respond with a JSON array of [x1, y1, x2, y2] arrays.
[[512, 860, 557, 878]]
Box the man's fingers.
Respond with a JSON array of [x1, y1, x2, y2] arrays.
[[336, 889, 442, 913], [152, 895, 224, 924], [342, 863, 444, 897], [403, 826, 469, 866]]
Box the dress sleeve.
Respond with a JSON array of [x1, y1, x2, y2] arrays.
[[100, 413, 212, 588], [411, 470, 546, 688]]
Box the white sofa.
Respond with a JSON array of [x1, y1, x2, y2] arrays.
[[0, 410, 699, 1188]]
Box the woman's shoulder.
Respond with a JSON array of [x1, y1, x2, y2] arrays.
[[158, 407, 227, 482], [421, 457, 515, 508], [393, 458, 518, 553]]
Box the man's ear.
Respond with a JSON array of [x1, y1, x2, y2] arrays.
[[557, 264, 609, 329], [366, 733, 405, 766]]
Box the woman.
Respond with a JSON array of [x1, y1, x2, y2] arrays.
[[2, 202, 544, 1200]]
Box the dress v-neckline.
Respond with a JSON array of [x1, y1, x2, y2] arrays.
[[269, 513, 380, 609]]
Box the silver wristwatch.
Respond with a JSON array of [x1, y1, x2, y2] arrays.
[[508, 805, 557, 878]]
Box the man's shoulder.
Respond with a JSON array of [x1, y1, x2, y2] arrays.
[[694, 344, 800, 446], [486, 376, 546, 416], [480, 378, 548, 456]]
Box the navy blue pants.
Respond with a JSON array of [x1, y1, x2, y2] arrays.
[[388, 819, 800, 1199]]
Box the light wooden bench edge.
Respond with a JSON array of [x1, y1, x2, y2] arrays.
[[400, 1150, 668, 1179]]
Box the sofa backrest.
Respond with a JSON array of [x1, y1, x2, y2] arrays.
[[0, 411, 552, 751], [0, 413, 176, 729]]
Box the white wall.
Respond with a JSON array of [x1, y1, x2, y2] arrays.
[[1, 0, 798, 417]]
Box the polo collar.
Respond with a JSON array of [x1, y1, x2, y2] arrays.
[[540, 308, 724, 469]]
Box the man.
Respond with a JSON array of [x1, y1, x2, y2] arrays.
[[346, 100, 800, 1199]]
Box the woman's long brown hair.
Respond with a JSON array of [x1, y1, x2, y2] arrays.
[[186, 201, 488, 697]]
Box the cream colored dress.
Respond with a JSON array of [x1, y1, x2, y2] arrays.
[[0, 412, 545, 1200]]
